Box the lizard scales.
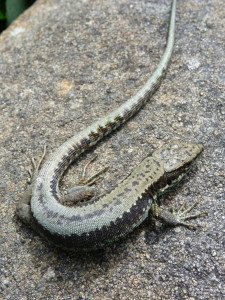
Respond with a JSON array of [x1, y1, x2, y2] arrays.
[[17, 0, 204, 251]]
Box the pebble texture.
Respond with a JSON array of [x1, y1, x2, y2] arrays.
[[0, 0, 224, 299]]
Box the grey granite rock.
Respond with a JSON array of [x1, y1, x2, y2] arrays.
[[0, 0, 224, 299]]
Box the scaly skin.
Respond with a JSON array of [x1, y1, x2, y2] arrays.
[[16, 0, 206, 251]]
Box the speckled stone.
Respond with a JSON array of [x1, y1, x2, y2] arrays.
[[0, 0, 224, 299]]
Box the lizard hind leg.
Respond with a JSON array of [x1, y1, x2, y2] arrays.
[[16, 145, 47, 226], [62, 155, 109, 205], [63, 185, 96, 205]]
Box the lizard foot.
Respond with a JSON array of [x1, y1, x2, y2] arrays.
[[153, 202, 208, 229], [78, 155, 109, 186], [16, 145, 47, 224], [63, 155, 109, 204]]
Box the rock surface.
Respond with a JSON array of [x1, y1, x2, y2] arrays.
[[0, 0, 224, 299]]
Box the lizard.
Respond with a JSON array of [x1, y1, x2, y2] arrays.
[[16, 0, 206, 251]]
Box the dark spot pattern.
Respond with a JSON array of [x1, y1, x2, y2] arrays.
[[117, 192, 125, 198], [85, 209, 105, 219], [97, 126, 108, 135], [115, 115, 124, 123], [89, 131, 100, 140], [80, 138, 91, 146], [61, 154, 71, 164], [30, 0, 181, 250], [34, 191, 152, 250], [132, 181, 139, 186], [70, 215, 82, 221], [114, 199, 122, 206], [37, 183, 43, 191]]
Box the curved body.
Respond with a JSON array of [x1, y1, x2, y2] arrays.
[[32, 141, 203, 250], [16, 1, 204, 251]]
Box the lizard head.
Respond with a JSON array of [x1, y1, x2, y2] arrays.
[[152, 141, 203, 186]]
